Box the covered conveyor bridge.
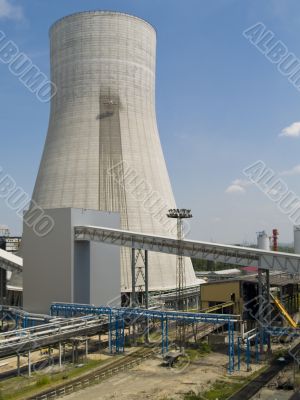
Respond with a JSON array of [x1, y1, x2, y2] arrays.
[[0, 249, 22, 273], [74, 226, 300, 275], [3, 226, 300, 276]]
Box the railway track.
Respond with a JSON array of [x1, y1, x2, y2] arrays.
[[289, 391, 300, 399], [25, 345, 159, 400], [228, 342, 300, 400]]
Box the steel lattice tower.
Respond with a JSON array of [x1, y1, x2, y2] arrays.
[[167, 209, 192, 349]]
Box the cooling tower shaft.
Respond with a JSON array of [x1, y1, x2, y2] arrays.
[[32, 11, 198, 292]]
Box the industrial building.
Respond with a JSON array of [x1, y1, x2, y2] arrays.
[[200, 272, 300, 328], [2, 11, 300, 398], [0, 230, 22, 307]]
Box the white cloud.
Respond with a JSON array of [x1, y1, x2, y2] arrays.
[[232, 179, 252, 187], [280, 164, 300, 176], [0, 0, 23, 21], [225, 178, 252, 194], [225, 184, 245, 194], [280, 122, 300, 138]]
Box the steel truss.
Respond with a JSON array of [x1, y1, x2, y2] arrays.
[[131, 248, 148, 308]]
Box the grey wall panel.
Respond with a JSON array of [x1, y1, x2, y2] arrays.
[[74, 241, 90, 304], [23, 209, 73, 313], [90, 241, 121, 306], [23, 208, 119, 314], [32, 11, 198, 292]]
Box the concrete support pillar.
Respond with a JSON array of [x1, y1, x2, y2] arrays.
[[72, 343, 75, 364], [258, 268, 264, 355], [59, 342, 62, 368], [98, 334, 102, 351], [17, 354, 20, 376], [48, 346, 52, 365], [240, 320, 245, 339], [75, 344, 78, 363], [85, 339, 88, 360], [131, 248, 136, 307], [28, 351, 31, 378]]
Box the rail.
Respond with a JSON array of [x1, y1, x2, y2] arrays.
[[27, 347, 159, 400]]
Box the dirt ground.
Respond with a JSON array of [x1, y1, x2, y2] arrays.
[[0, 339, 293, 399], [62, 350, 263, 400], [0, 350, 53, 373], [0, 345, 110, 377]]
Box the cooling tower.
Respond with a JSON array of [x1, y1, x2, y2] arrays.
[[32, 11, 198, 293]]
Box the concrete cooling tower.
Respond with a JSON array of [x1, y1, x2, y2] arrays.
[[32, 11, 198, 294]]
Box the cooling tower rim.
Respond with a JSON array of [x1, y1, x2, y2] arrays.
[[49, 11, 156, 36]]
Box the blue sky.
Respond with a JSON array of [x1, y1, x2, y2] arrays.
[[1, 0, 300, 244]]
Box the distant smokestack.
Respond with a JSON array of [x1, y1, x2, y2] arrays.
[[294, 226, 300, 254], [272, 229, 279, 252]]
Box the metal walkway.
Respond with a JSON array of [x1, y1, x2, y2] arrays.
[[74, 225, 300, 274], [50, 302, 239, 323], [0, 315, 108, 358]]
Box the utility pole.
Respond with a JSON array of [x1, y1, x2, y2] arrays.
[[167, 208, 192, 350]]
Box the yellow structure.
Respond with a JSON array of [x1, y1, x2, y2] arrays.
[[200, 276, 299, 329], [200, 280, 243, 315], [270, 292, 298, 328]]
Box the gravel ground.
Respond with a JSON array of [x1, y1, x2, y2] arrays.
[[62, 350, 263, 400]]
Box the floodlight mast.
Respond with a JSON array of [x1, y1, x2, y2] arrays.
[[167, 209, 192, 350]]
